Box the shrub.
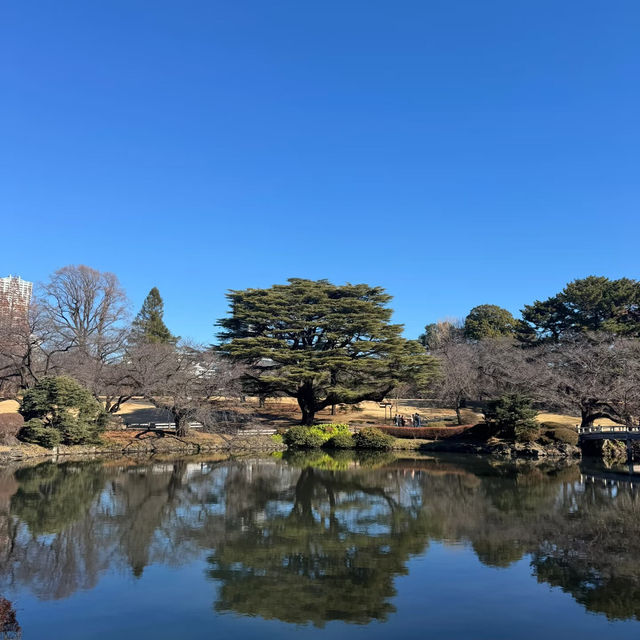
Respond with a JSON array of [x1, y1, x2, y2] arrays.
[[324, 431, 355, 449], [19, 419, 62, 448], [485, 394, 539, 443], [283, 425, 324, 448], [540, 422, 579, 446], [0, 413, 24, 445], [18, 376, 106, 448], [514, 423, 539, 443], [283, 423, 352, 448], [378, 425, 475, 440], [309, 423, 350, 438], [459, 408, 479, 424], [353, 427, 394, 450]]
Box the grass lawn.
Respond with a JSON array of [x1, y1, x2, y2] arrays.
[[2, 396, 619, 429]]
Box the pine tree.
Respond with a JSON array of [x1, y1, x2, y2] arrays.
[[217, 278, 438, 425], [131, 287, 176, 344]]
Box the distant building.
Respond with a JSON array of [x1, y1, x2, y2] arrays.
[[0, 275, 33, 328], [0, 276, 33, 396]]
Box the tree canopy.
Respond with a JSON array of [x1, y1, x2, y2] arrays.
[[464, 304, 518, 340], [521, 276, 640, 342], [130, 287, 176, 345], [418, 319, 463, 351], [217, 279, 437, 424]]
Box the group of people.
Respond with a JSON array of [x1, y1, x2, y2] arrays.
[[393, 413, 422, 427]]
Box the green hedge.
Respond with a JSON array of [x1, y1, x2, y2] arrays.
[[324, 431, 355, 449], [283, 423, 351, 449], [378, 425, 475, 440], [282, 426, 324, 448], [353, 427, 394, 450]]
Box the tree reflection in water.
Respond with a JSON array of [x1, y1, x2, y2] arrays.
[[0, 453, 639, 624], [206, 460, 430, 626]]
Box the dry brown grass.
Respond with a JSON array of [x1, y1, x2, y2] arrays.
[[241, 397, 483, 425], [0, 400, 19, 414], [536, 412, 620, 427], [116, 399, 158, 415], [1, 395, 619, 429]]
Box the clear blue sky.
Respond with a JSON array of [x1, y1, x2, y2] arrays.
[[2, 1, 638, 342]]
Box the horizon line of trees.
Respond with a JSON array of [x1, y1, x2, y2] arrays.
[[1, 266, 640, 436], [424, 276, 640, 429]]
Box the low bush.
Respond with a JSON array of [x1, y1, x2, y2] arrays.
[[282, 425, 324, 448], [459, 408, 479, 424], [309, 423, 350, 438], [283, 423, 352, 449], [324, 431, 355, 449], [0, 413, 24, 445], [540, 422, 579, 446], [353, 427, 394, 450], [515, 423, 540, 443], [19, 419, 62, 448], [485, 394, 539, 442], [378, 425, 475, 440], [18, 376, 106, 448]]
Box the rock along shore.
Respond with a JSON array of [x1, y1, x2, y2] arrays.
[[0, 430, 286, 464], [416, 439, 581, 459]]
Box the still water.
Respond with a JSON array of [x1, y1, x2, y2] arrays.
[[0, 451, 639, 639]]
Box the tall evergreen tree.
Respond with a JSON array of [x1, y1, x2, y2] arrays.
[[131, 288, 176, 344], [521, 276, 640, 342], [463, 304, 518, 340], [217, 278, 437, 425]]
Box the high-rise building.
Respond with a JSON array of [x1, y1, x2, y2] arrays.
[[0, 275, 33, 328]]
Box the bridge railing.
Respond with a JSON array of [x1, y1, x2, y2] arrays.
[[577, 425, 640, 435], [124, 422, 203, 430]]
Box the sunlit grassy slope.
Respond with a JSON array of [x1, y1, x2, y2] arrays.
[[0, 397, 619, 427]]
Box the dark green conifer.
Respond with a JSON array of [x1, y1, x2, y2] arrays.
[[131, 287, 176, 344]]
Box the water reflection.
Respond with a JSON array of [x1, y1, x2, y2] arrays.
[[207, 461, 430, 625], [0, 452, 639, 625]]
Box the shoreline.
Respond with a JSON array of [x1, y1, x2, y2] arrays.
[[0, 429, 581, 464], [414, 438, 581, 459], [0, 430, 286, 464]]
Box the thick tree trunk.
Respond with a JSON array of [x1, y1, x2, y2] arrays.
[[297, 383, 316, 426], [455, 403, 462, 425], [300, 404, 315, 426]]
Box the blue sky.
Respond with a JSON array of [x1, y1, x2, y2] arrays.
[[2, 1, 638, 342]]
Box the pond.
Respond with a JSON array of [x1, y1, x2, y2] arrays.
[[0, 451, 639, 639]]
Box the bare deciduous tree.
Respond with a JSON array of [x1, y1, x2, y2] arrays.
[[432, 340, 480, 424], [0, 302, 71, 395], [125, 342, 245, 436], [37, 265, 130, 410], [41, 265, 129, 357], [476, 338, 546, 400], [539, 334, 640, 428]]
